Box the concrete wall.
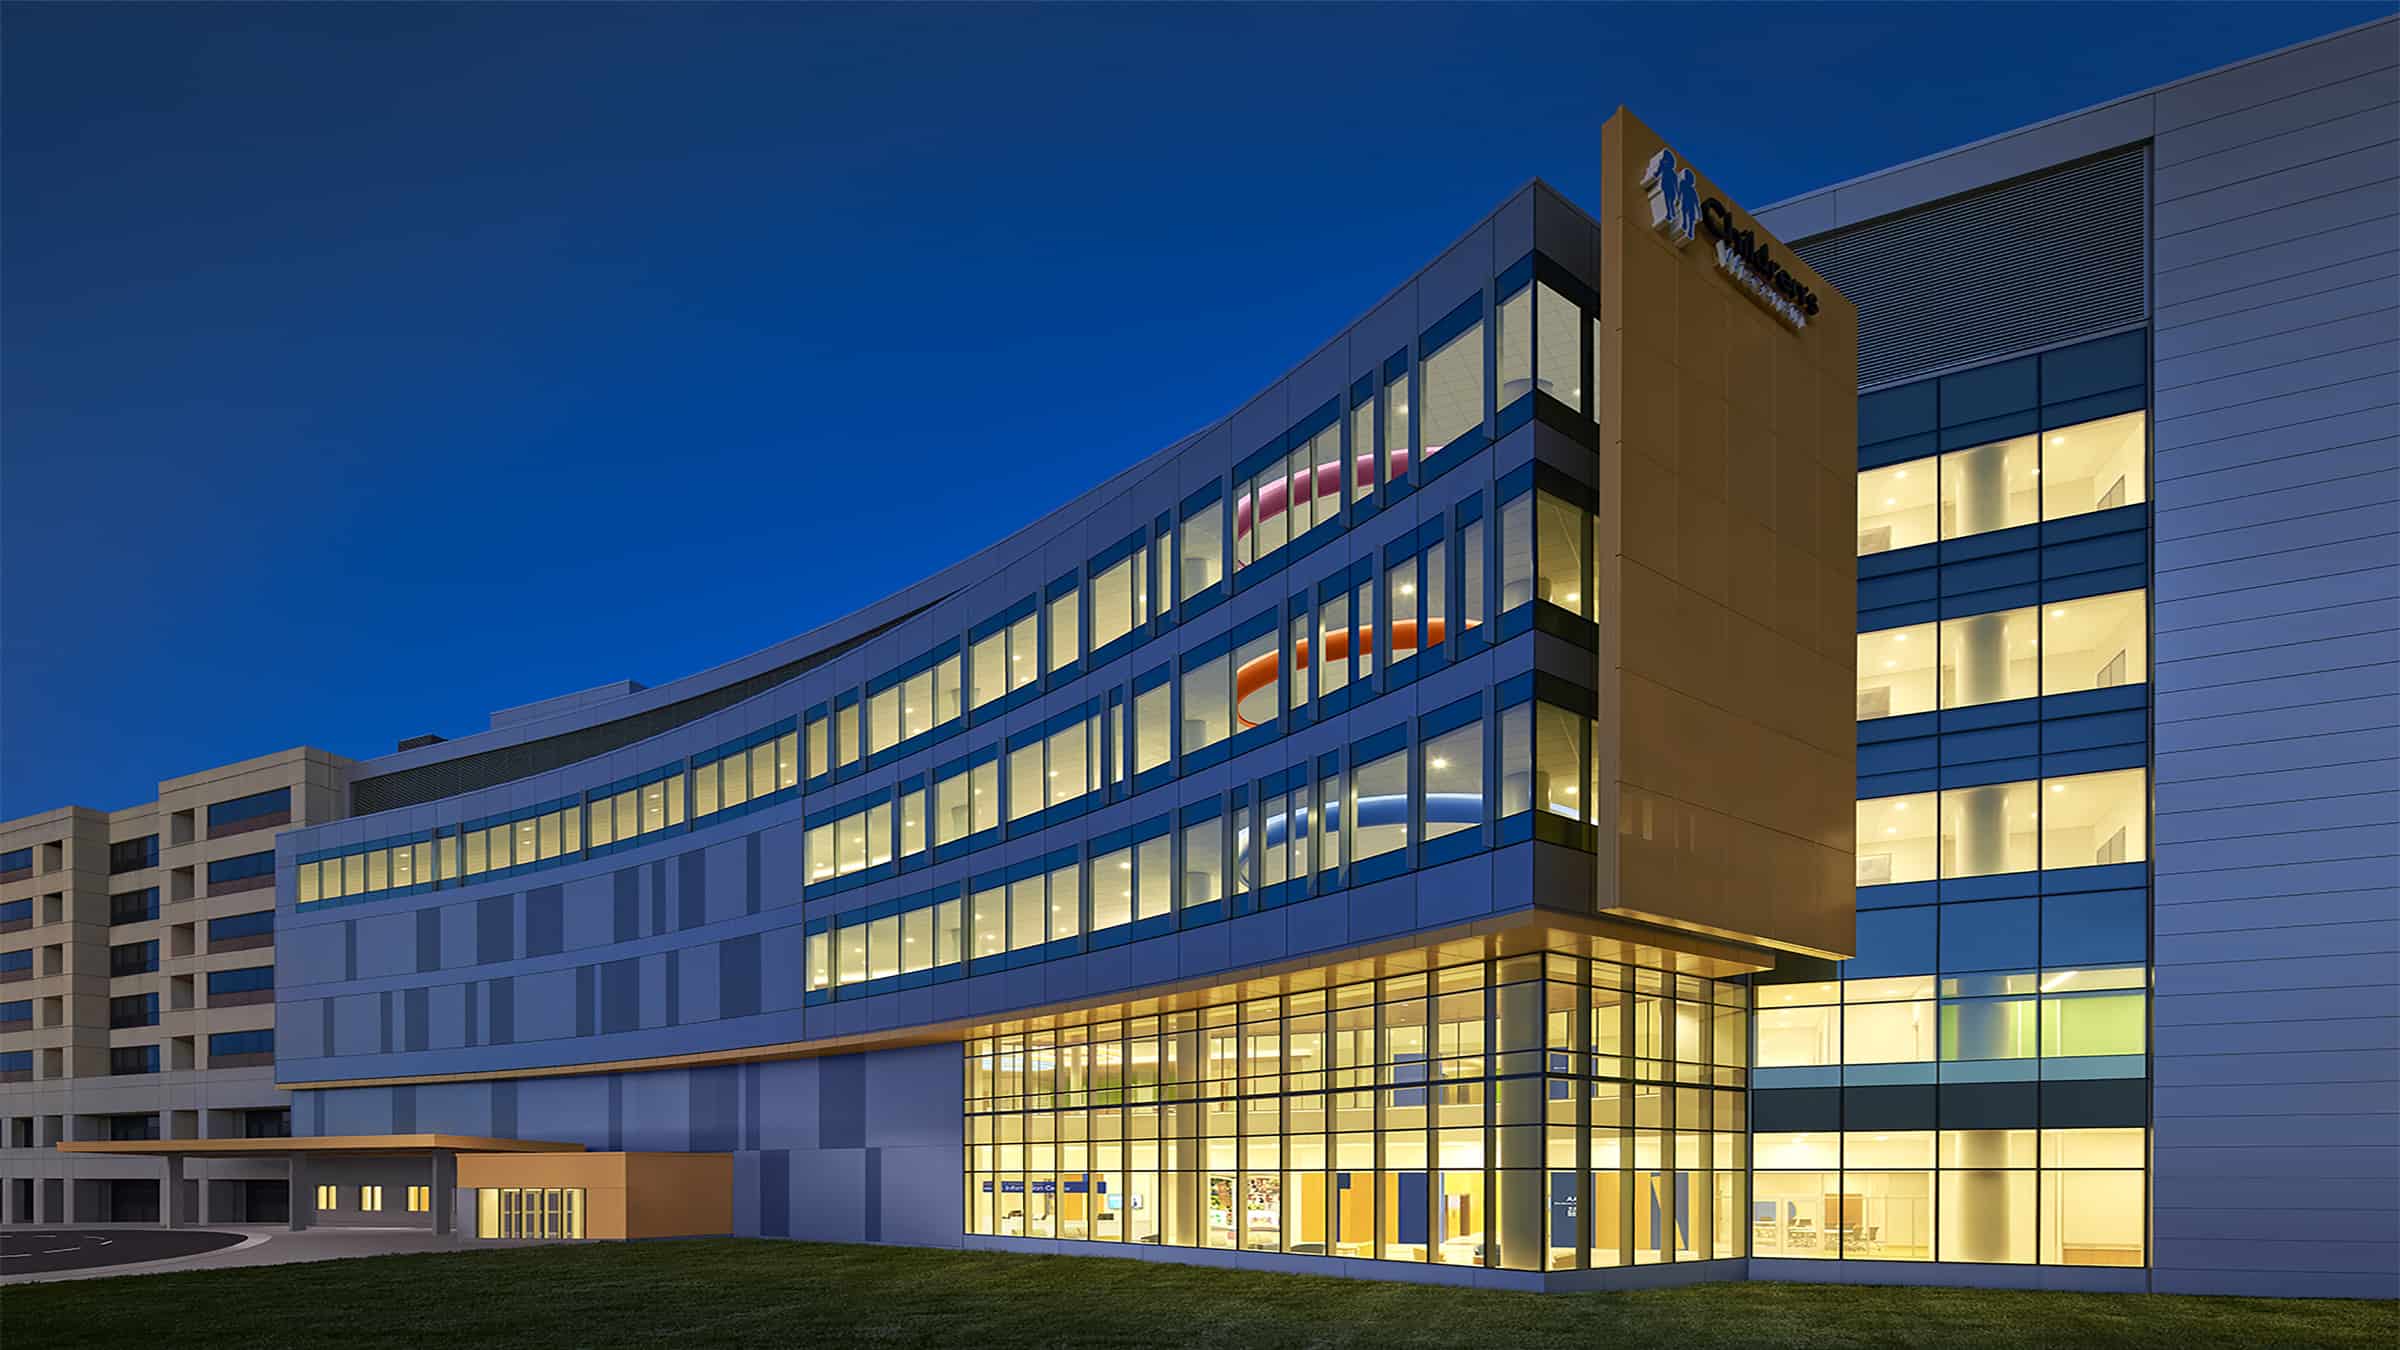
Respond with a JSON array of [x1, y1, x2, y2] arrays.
[[2145, 26, 2400, 1300]]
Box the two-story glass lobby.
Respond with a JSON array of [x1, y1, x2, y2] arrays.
[[255, 22, 2398, 1300]]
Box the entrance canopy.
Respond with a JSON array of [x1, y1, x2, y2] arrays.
[[56, 1135, 583, 1235]]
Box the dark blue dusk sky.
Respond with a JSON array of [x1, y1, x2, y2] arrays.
[[3, 2, 2386, 813]]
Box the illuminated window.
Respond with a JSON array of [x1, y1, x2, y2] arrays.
[[1421, 720, 1484, 845], [2041, 411, 2146, 519], [1047, 586, 1080, 674], [1939, 608, 2038, 709], [1855, 793, 1935, 886], [1857, 623, 1935, 719], [1534, 283, 1583, 411], [316, 1184, 339, 1210], [1938, 780, 2039, 878], [361, 1185, 384, 1211], [1857, 460, 1936, 554], [2039, 968, 2147, 1058], [1421, 315, 1484, 461], [1940, 435, 2039, 539], [2039, 768, 2147, 869], [1382, 366, 1413, 487], [2042, 590, 2147, 694], [1497, 284, 1532, 407], [407, 1185, 431, 1213]]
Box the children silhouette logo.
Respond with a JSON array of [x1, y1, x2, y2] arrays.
[[1640, 146, 1699, 247]]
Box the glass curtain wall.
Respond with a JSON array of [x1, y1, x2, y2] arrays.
[[966, 954, 1749, 1272]]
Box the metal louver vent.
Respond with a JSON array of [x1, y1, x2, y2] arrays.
[[1794, 145, 2148, 389]]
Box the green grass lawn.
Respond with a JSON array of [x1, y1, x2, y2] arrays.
[[8, 1240, 2394, 1348]]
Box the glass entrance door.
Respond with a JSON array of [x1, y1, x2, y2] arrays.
[[477, 1186, 586, 1238]]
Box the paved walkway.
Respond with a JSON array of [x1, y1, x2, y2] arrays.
[[1, 1224, 540, 1285], [1, 1228, 246, 1274]]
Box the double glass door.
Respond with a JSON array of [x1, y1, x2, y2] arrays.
[[480, 1186, 585, 1239]]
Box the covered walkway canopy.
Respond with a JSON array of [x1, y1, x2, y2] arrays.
[[58, 1134, 582, 1234]]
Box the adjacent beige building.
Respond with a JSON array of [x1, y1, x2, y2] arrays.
[[0, 747, 351, 1224]]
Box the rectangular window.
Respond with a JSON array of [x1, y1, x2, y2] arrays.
[[1421, 317, 1483, 458], [206, 850, 275, 889], [1534, 704, 1587, 820], [1181, 817, 1223, 909], [806, 713, 830, 777], [362, 1185, 384, 1211], [1421, 719, 1483, 844], [970, 630, 1007, 710], [1047, 862, 1080, 942], [1858, 623, 1936, 720], [1233, 629, 1277, 733], [899, 785, 927, 859], [1460, 517, 1485, 633], [2042, 590, 2146, 695], [972, 885, 1007, 960], [1094, 554, 1138, 649], [1382, 369, 1412, 486], [1351, 749, 1407, 862], [209, 1029, 274, 1059], [1534, 283, 1582, 410], [110, 940, 160, 976], [1939, 781, 2040, 878], [837, 923, 867, 986], [2042, 411, 2145, 519], [2040, 769, 2147, 869], [109, 835, 159, 874], [408, 1185, 432, 1213], [1046, 718, 1090, 807], [1134, 678, 1171, 774], [1350, 396, 1376, 504], [1941, 435, 2040, 540], [1181, 652, 1231, 755], [1008, 742, 1044, 823], [207, 787, 292, 834], [1941, 608, 2038, 709], [933, 772, 969, 848], [109, 888, 159, 925], [1387, 556, 1418, 667], [1048, 586, 1080, 673], [1536, 493, 1589, 618], [1239, 448, 1300, 569], [1843, 996, 1935, 1064], [1754, 1000, 1839, 1068], [868, 686, 901, 755], [933, 654, 964, 727], [318, 1185, 340, 1211], [1180, 499, 1226, 603], [1008, 612, 1039, 691], [1304, 424, 1341, 533], [1093, 847, 1134, 932], [936, 898, 963, 966], [1008, 877, 1046, 952], [1496, 285, 1531, 407], [209, 910, 275, 944], [835, 701, 861, 768], [1857, 460, 1936, 555], [1499, 493, 1533, 611], [1856, 792, 1936, 886], [1137, 833, 1173, 919], [1317, 591, 1350, 697]]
